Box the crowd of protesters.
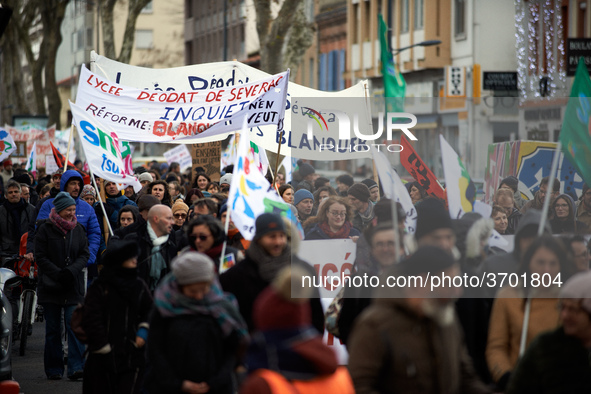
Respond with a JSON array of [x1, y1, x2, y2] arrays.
[[0, 156, 590, 393]]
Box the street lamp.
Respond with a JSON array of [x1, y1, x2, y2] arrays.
[[392, 40, 441, 55]]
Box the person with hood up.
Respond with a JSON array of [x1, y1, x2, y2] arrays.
[[550, 193, 590, 234], [145, 252, 249, 394], [240, 266, 355, 394], [81, 239, 153, 394], [27, 170, 101, 267], [35, 192, 90, 380], [104, 180, 138, 221]]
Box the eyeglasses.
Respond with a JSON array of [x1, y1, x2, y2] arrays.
[[329, 211, 347, 218], [555, 204, 569, 209], [174, 213, 187, 219], [192, 234, 211, 241]]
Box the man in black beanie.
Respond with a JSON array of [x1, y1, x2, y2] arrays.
[[415, 198, 456, 254], [220, 213, 325, 333], [347, 183, 375, 232], [499, 176, 525, 210], [348, 245, 489, 393]]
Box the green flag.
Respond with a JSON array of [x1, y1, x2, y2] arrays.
[[379, 14, 406, 112], [560, 58, 591, 186]]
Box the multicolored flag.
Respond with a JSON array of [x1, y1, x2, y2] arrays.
[[440, 135, 475, 219], [559, 57, 591, 186], [379, 13, 406, 112], [228, 120, 300, 241], [70, 101, 142, 192], [25, 142, 36, 175], [0, 127, 16, 162], [249, 141, 269, 176]]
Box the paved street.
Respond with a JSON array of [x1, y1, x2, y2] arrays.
[[10, 322, 81, 394]]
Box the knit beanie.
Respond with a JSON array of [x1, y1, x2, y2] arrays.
[[138, 173, 153, 183], [15, 173, 31, 186], [172, 252, 215, 285], [361, 178, 378, 191], [500, 176, 519, 193], [294, 189, 314, 206], [53, 191, 76, 213], [399, 245, 456, 277], [254, 213, 286, 240], [297, 160, 315, 178], [220, 173, 233, 186], [415, 198, 453, 240], [137, 194, 160, 212], [560, 270, 591, 315], [80, 184, 96, 199], [347, 183, 370, 202], [253, 266, 313, 330], [102, 239, 139, 267], [172, 200, 189, 215]]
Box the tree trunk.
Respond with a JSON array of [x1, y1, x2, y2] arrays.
[[254, 0, 312, 76], [42, 0, 68, 129], [101, 0, 118, 60], [117, 0, 151, 64]]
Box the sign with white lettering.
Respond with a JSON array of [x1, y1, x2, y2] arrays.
[[483, 72, 518, 91], [566, 38, 591, 76]]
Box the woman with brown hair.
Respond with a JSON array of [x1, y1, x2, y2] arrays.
[[304, 196, 360, 240]]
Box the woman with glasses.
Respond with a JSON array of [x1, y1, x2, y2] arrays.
[[550, 194, 590, 234], [184, 216, 242, 273], [304, 197, 360, 240], [171, 201, 189, 231], [486, 236, 576, 392]]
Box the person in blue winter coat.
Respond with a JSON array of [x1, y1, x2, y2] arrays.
[[31, 170, 101, 266]]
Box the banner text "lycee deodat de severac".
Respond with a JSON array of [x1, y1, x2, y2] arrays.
[[75, 65, 288, 144]]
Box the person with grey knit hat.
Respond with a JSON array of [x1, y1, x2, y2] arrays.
[[347, 183, 375, 232], [507, 270, 591, 393], [35, 191, 90, 380], [146, 251, 249, 394]]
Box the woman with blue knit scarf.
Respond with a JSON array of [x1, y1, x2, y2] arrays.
[[145, 252, 249, 394]]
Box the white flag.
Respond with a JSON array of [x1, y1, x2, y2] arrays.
[[26, 142, 36, 174], [371, 146, 417, 233], [0, 127, 16, 162], [440, 134, 476, 219]]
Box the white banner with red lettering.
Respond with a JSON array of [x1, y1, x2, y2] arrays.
[[298, 239, 356, 365], [75, 65, 288, 144]]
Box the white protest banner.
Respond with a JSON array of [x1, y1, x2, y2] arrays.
[[90, 52, 370, 160], [6, 124, 55, 167], [45, 154, 58, 174], [75, 65, 288, 144], [163, 145, 192, 172], [70, 102, 142, 192], [297, 239, 357, 365], [440, 134, 476, 219], [371, 146, 417, 233], [227, 120, 297, 241]]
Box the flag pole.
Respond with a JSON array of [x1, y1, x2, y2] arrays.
[[91, 174, 114, 239], [537, 142, 561, 236], [64, 124, 74, 171]]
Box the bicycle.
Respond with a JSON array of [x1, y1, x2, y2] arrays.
[[2, 254, 39, 357]]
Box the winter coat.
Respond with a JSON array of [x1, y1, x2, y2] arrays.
[[219, 249, 324, 333], [32, 170, 101, 265], [304, 222, 361, 240], [506, 327, 591, 394], [505, 207, 522, 235], [486, 286, 561, 384], [144, 308, 240, 394], [123, 222, 178, 291], [0, 199, 36, 255], [35, 220, 90, 305], [347, 295, 491, 394], [81, 272, 153, 394]]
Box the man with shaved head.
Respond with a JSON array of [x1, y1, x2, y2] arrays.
[[124, 204, 178, 291]]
